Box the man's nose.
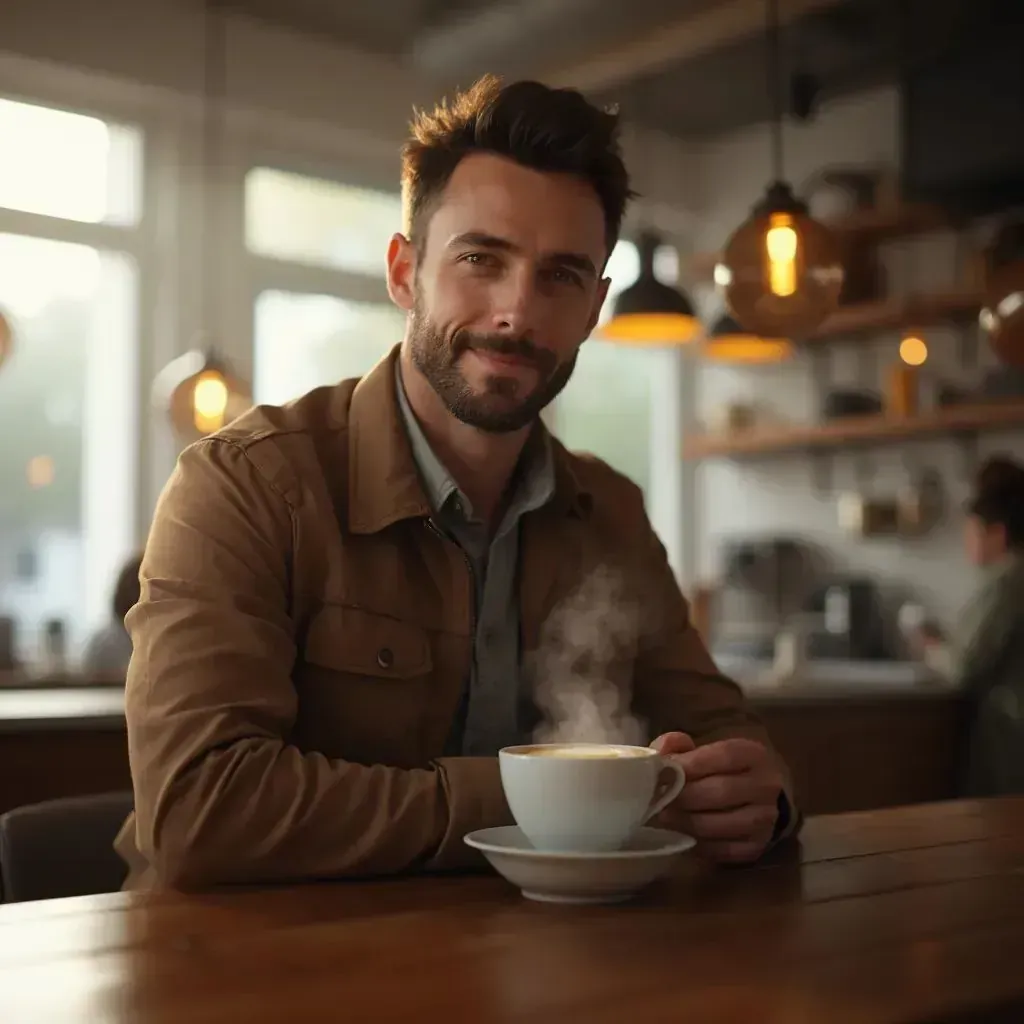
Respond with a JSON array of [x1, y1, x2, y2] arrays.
[[488, 266, 538, 336]]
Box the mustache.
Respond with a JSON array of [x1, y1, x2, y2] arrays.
[[455, 332, 556, 371]]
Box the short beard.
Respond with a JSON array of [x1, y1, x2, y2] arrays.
[[407, 293, 577, 434]]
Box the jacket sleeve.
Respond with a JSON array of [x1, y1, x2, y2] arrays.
[[628, 497, 800, 843], [124, 438, 508, 890]]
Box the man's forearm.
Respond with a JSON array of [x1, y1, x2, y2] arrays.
[[133, 739, 509, 889]]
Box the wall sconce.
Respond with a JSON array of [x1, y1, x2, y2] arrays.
[[152, 350, 252, 444]]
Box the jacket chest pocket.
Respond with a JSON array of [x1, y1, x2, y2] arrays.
[[295, 604, 435, 768]]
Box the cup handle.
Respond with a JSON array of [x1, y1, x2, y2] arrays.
[[643, 758, 686, 824]]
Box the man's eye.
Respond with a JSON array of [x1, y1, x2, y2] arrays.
[[461, 252, 497, 267], [546, 267, 582, 286]]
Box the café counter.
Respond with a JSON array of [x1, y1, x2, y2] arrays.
[[0, 675, 969, 818]]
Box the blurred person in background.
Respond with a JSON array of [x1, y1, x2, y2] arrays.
[[82, 552, 143, 678], [955, 456, 1024, 794]]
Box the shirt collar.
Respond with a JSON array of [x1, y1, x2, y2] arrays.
[[394, 360, 555, 523]]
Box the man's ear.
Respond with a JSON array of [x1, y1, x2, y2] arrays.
[[387, 233, 417, 311]]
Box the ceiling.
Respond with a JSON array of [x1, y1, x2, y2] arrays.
[[213, 0, 1005, 140]]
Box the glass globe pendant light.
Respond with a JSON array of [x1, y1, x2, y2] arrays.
[[714, 0, 844, 340], [599, 230, 701, 344], [152, 348, 252, 443], [980, 219, 1024, 368]]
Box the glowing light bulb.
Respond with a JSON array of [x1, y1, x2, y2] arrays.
[[765, 213, 798, 298], [899, 335, 928, 366], [192, 370, 229, 434]]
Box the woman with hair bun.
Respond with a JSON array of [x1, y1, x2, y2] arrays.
[[955, 455, 1024, 795]]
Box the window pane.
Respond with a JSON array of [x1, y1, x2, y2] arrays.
[[246, 168, 401, 276], [0, 234, 138, 670], [554, 341, 654, 497], [254, 290, 405, 405], [0, 98, 141, 225]]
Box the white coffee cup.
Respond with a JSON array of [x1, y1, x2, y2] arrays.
[[498, 742, 686, 853]]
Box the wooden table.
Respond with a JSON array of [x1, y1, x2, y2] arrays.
[[2, 798, 1023, 1023]]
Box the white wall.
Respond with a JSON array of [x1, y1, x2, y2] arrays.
[[685, 86, 1015, 632]]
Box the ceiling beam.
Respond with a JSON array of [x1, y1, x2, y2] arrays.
[[543, 0, 848, 93], [411, 0, 594, 77]]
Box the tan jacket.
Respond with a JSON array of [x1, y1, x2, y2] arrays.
[[118, 347, 788, 889]]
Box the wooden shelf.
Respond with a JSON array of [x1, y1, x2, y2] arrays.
[[807, 288, 982, 341], [684, 401, 1024, 460], [688, 203, 952, 280]]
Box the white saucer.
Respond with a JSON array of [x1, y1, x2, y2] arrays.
[[464, 826, 696, 904]]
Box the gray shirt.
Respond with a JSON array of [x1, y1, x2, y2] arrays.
[[395, 365, 555, 756]]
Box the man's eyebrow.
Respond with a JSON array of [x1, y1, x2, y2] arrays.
[[448, 232, 598, 277]]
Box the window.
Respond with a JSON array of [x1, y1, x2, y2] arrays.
[[247, 167, 404, 406], [254, 291, 404, 405], [550, 239, 680, 499], [0, 98, 141, 225], [245, 167, 402, 276], [0, 98, 141, 671]]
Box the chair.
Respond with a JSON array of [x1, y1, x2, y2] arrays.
[[0, 791, 133, 902]]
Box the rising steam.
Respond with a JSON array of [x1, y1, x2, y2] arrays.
[[528, 565, 649, 746]]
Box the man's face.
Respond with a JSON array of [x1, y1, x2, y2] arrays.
[[387, 152, 610, 433]]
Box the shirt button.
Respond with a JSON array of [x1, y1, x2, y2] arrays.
[[376, 647, 394, 670]]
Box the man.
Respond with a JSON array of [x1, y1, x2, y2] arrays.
[[118, 76, 796, 889]]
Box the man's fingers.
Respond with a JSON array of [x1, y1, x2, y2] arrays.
[[677, 773, 783, 813], [674, 738, 770, 781], [650, 731, 696, 756], [688, 804, 779, 843]]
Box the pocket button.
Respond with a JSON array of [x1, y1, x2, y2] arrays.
[[376, 647, 395, 670]]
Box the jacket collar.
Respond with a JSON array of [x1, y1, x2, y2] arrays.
[[346, 345, 590, 534]]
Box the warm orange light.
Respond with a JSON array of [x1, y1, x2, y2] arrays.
[[899, 335, 928, 366], [26, 455, 55, 489], [704, 334, 793, 363], [765, 213, 798, 298], [599, 311, 702, 345], [192, 370, 229, 434]]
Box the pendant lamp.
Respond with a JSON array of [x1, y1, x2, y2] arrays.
[[714, 0, 844, 339], [154, 0, 251, 443], [703, 312, 793, 364], [980, 220, 1024, 368], [153, 349, 252, 443], [599, 230, 701, 345]]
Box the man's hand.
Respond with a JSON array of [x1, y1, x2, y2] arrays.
[[650, 732, 785, 864]]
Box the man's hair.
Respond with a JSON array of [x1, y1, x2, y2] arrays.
[[968, 455, 1024, 548], [402, 75, 633, 256]]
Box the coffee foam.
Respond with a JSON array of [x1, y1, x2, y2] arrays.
[[518, 744, 647, 759]]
